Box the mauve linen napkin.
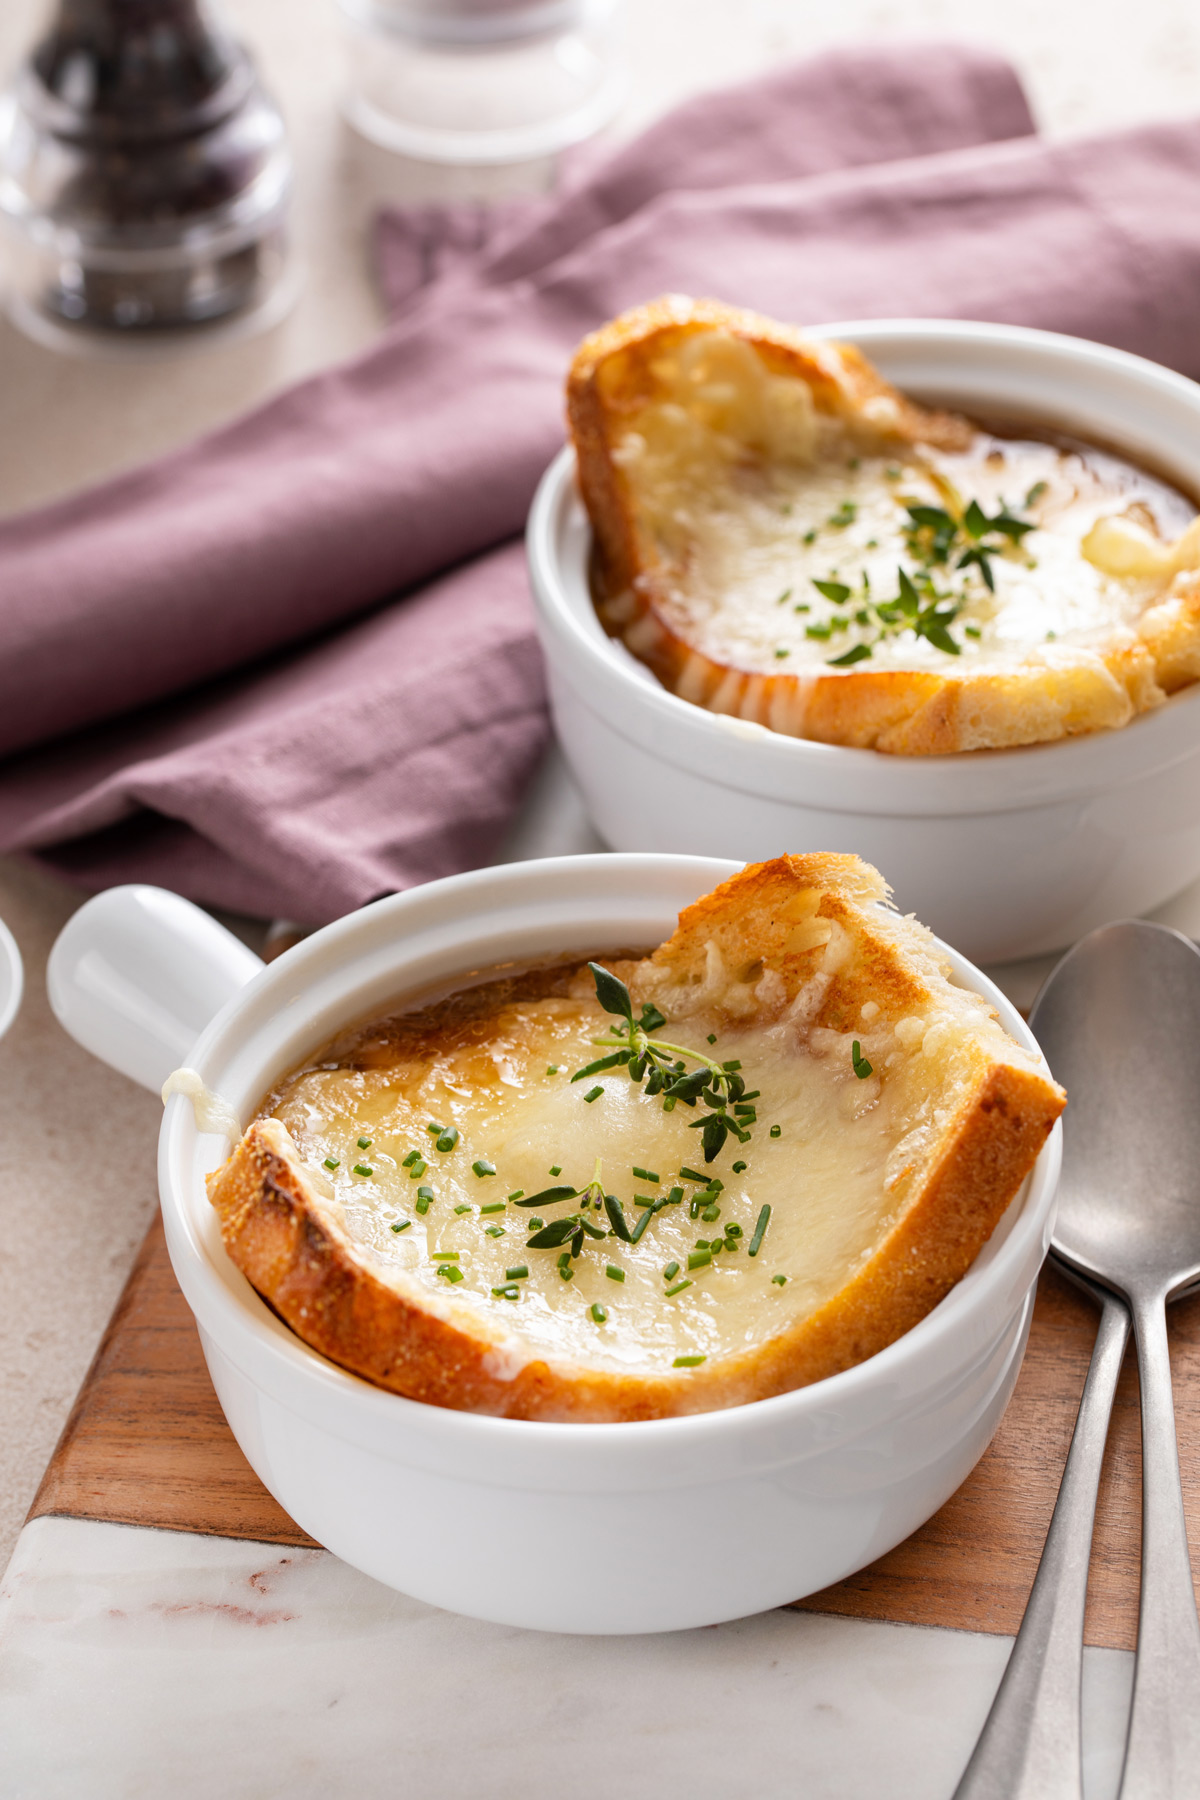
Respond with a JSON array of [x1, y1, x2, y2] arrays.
[[2, 41, 1198, 921]]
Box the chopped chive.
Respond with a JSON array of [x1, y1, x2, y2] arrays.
[[390, 1220, 411, 1233], [472, 1159, 496, 1178], [357, 1136, 373, 1150], [454, 1204, 472, 1215], [732, 1160, 747, 1174], [590, 1303, 607, 1323], [550, 1166, 562, 1177], [505, 1265, 529, 1281], [439, 1265, 464, 1283], [584, 1085, 604, 1103], [425, 1122, 443, 1137], [633, 1195, 657, 1209], [436, 1128, 459, 1153], [689, 1198, 702, 1220], [528, 1218, 545, 1231], [662, 1097, 676, 1112], [673, 1354, 706, 1368], [851, 1040, 873, 1080], [559, 1265, 574, 1281], [666, 1185, 684, 1205], [431, 1251, 459, 1261], [546, 1065, 559, 1075], [604, 1195, 632, 1242], [775, 587, 793, 605], [507, 1190, 525, 1202], [402, 1150, 420, 1168], [665, 1279, 693, 1297], [774, 648, 790, 660], [632, 1167, 660, 1183], [679, 1167, 709, 1184], [629, 1207, 657, 1245], [803, 528, 817, 544], [323, 1157, 339, 1171], [701, 1205, 721, 1222], [663, 1261, 680, 1281], [688, 1249, 712, 1271], [605, 1265, 626, 1283], [408, 1159, 427, 1178], [353, 1164, 373, 1178], [416, 1188, 433, 1214], [485, 1225, 506, 1237], [964, 624, 982, 639], [491, 1284, 520, 1299], [748, 1205, 772, 1257], [772, 1273, 788, 1285], [725, 1223, 742, 1239], [770, 1125, 782, 1139], [480, 1201, 506, 1215]]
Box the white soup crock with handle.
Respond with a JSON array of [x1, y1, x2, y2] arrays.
[[46, 858, 1061, 1634]]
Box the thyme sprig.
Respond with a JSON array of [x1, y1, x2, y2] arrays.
[[904, 496, 1035, 593], [806, 486, 1037, 666], [574, 962, 752, 1163]]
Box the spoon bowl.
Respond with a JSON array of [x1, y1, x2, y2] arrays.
[[1032, 920, 1200, 1303]]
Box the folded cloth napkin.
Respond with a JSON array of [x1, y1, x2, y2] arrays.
[[2, 40, 1197, 922]]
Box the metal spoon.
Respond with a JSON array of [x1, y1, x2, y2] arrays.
[[955, 920, 1200, 1800]]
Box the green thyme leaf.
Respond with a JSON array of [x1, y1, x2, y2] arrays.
[[512, 1185, 578, 1209], [588, 961, 634, 1022]]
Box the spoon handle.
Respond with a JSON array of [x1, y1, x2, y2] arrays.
[[953, 1289, 1128, 1800], [1119, 1291, 1200, 1799]]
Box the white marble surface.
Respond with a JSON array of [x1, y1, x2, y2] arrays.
[[0, 1516, 1137, 1800]]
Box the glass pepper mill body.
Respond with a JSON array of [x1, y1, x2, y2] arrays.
[[0, 0, 292, 344]]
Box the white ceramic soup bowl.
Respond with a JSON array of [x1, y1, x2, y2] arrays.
[[527, 319, 1200, 965], [48, 858, 1061, 1635]]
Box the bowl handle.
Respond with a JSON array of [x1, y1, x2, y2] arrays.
[[47, 885, 264, 1093]]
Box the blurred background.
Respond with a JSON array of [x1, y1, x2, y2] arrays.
[[0, 0, 1197, 518]]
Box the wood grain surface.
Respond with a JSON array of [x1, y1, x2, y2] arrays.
[[29, 1216, 1200, 1647]]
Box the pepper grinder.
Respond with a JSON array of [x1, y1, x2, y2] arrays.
[[0, 0, 293, 348]]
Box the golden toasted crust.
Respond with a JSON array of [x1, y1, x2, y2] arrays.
[[206, 855, 1064, 1422], [567, 296, 1189, 755]]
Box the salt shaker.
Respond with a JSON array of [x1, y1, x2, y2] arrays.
[[0, 0, 293, 348], [339, 0, 626, 166]]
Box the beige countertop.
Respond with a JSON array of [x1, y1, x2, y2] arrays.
[[2, 0, 1198, 1569]]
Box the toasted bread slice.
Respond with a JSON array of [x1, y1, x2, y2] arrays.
[[206, 855, 1063, 1421], [567, 296, 1197, 753]]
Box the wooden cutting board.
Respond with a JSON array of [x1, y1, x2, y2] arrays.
[[29, 1214, 1200, 1649]]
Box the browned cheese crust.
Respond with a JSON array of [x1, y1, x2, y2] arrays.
[[566, 295, 1199, 754], [207, 854, 1065, 1421]]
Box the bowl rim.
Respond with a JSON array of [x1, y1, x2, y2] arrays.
[[0, 915, 23, 1045], [160, 851, 1061, 1456], [526, 317, 1200, 815]]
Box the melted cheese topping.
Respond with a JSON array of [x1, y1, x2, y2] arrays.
[[614, 330, 1195, 675], [269, 993, 924, 1376]]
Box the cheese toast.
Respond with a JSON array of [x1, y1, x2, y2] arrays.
[[206, 855, 1064, 1421], [567, 297, 1200, 753]]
